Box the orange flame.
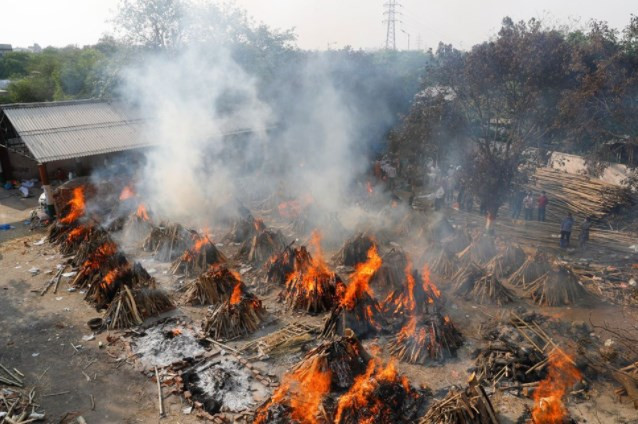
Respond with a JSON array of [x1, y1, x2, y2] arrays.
[[531, 351, 582, 424], [60, 187, 85, 224], [66, 226, 86, 242], [366, 181, 374, 194], [277, 194, 314, 219], [284, 230, 335, 298], [119, 185, 135, 200], [82, 242, 117, 271], [230, 282, 243, 305], [254, 356, 331, 424], [100, 268, 119, 289], [340, 245, 382, 310], [171, 329, 182, 337], [421, 264, 440, 301], [334, 358, 410, 423], [136, 204, 150, 221]]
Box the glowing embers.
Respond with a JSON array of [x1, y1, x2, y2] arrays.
[[532, 351, 582, 424], [103, 286, 174, 329], [236, 219, 287, 266], [203, 281, 266, 340], [382, 264, 442, 319], [278, 231, 344, 314], [322, 246, 386, 339], [142, 222, 193, 262], [334, 358, 426, 424], [266, 244, 312, 286], [170, 233, 226, 277], [84, 261, 156, 310], [182, 264, 241, 306]]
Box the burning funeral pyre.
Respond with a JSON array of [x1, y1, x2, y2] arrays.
[[236, 219, 288, 266], [369, 247, 409, 296], [526, 263, 592, 307], [47, 187, 88, 250], [203, 281, 266, 340], [103, 286, 174, 329], [254, 332, 427, 424], [332, 232, 376, 267], [530, 351, 582, 424], [386, 266, 463, 364], [453, 265, 515, 306], [322, 246, 386, 339], [142, 222, 193, 262], [278, 231, 344, 314], [84, 261, 157, 310], [170, 233, 226, 277], [266, 243, 311, 286], [181, 264, 241, 306]]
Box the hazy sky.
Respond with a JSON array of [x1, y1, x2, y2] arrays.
[[2, 0, 636, 50]]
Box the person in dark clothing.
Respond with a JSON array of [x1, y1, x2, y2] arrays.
[[537, 191, 548, 222], [523, 192, 534, 221], [560, 212, 574, 248], [579, 216, 592, 248], [511, 190, 524, 219]]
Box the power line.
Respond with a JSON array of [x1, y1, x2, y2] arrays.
[[383, 0, 402, 50]]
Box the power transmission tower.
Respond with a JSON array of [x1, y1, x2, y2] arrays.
[[383, 1, 401, 50]]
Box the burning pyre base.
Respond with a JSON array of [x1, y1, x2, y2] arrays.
[[526, 265, 593, 307], [181, 265, 240, 306], [84, 261, 156, 309], [170, 239, 226, 277], [279, 271, 343, 314], [332, 232, 376, 267], [388, 313, 464, 364], [266, 245, 312, 285], [321, 294, 386, 340], [203, 291, 266, 340], [103, 286, 174, 329]]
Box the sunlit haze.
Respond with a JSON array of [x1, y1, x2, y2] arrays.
[[2, 0, 637, 50]]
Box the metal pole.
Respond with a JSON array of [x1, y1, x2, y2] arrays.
[[38, 163, 56, 218]]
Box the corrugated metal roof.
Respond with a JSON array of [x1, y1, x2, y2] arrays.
[[1, 100, 152, 162]]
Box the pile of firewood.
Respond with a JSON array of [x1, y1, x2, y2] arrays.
[[457, 235, 498, 266], [266, 244, 311, 285], [236, 225, 287, 266], [181, 264, 240, 306], [223, 212, 262, 243], [423, 246, 459, 279], [526, 167, 634, 222], [388, 314, 464, 364], [322, 294, 386, 340], [103, 286, 174, 329], [279, 267, 344, 314], [332, 232, 376, 267], [0, 386, 43, 423], [203, 284, 266, 340], [442, 229, 472, 254], [526, 264, 593, 307], [420, 375, 499, 424], [170, 235, 226, 277], [454, 269, 515, 306], [470, 338, 547, 386], [142, 222, 193, 262], [486, 243, 527, 278], [333, 359, 428, 424], [369, 248, 408, 295], [507, 251, 553, 287], [84, 262, 156, 310]]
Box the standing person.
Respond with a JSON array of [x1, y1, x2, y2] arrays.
[[511, 189, 524, 220], [560, 212, 574, 248], [579, 216, 592, 248], [523, 192, 534, 221], [537, 191, 548, 222], [434, 185, 445, 211]]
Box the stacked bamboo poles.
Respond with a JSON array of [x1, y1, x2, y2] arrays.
[[525, 168, 634, 222]]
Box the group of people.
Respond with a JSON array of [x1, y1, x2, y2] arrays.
[[511, 190, 548, 221], [560, 213, 592, 249]]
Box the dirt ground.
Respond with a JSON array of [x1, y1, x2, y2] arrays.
[[2, 204, 638, 423]]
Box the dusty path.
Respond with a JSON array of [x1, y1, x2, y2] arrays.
[[0, 234, 197, 423]]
